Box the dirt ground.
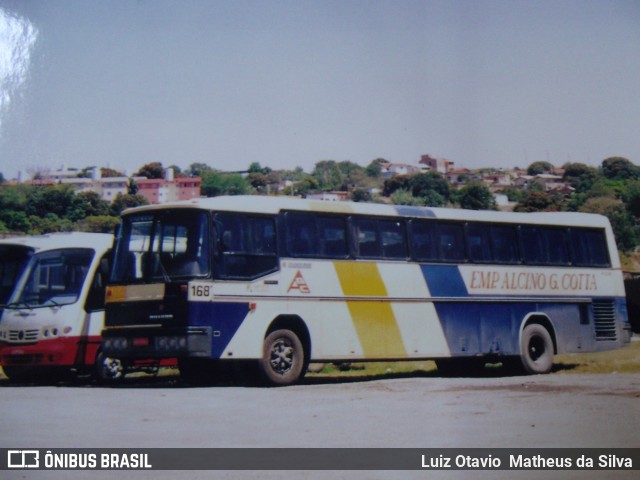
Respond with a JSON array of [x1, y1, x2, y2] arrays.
[[1, 371, 639, 480]]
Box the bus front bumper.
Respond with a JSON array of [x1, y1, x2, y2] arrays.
[[101, 327, 212, 359], [0, 337, 86, 367]]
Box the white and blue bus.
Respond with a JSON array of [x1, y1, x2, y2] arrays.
[[102, 196, 632, 385]]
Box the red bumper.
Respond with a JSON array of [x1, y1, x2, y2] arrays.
[[0, 336, 100, 367]]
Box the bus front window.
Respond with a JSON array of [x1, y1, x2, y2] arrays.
[[112, 211, 210, 282], [8, 249, 94, 308], [0, 246, 32, 305]]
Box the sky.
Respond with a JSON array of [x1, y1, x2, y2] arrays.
[[0, 0, 639, 181]]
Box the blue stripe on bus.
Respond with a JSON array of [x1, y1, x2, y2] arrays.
[[433, 300, 619, 356], [420, 265, 468, 297], [188, 302, 250, 359], [433, 301, 531, 355]]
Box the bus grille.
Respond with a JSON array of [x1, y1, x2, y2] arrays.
[[593, 300, 617, 341], [8, 329, 40, 343]]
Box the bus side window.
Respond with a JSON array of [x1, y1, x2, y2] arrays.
[[439, 223, 465, 262], [570, 228, 610, 267], [379, 220, 407, 259], [466, 223, 492, 263], [215, 214, 278, 279], [352, 218, 379, 258], [286, 213, 315, 256], [491, 225, 520, 263], [410, 220, 438, 262], [521, 226, 570, 265], [317, 216, 348, 258]]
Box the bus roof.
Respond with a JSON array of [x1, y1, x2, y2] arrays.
[[0, 232, 113, 254], [122, 195, 612, 229]]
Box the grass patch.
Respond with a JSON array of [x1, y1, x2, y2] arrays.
[[554, 340, 640, 374], [2, 341, 638, 383], [307, 340, 640, 380]]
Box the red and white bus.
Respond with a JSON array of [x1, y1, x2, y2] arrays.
[[0, 233, 116, 381]]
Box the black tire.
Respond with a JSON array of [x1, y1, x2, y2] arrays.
[[258, 329, 305, 386], [95, 351, 125, 383], [519, 324, 554, 374]]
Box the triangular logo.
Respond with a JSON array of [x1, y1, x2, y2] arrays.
[[287, 270, 311, 294]]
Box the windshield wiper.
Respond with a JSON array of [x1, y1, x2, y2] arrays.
[[4, 300, 35, 310]]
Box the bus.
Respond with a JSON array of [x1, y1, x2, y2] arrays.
[[0, 233, 118, 381], [101, 196, 632, 385]]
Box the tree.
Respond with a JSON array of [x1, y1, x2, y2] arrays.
[[350, 189, 371, 202], [248, 162, 271, 175], [562, 163, 598, 192], [29, 213, 73, 234], [168, 164, 182, 177], [200, 170, 249, 197], [410, 172, 450, 203], [601, 157, 640, 181], [382, 175, 411, 197], [312, 160, 344, 191], [499, 186, 526, 203], [390, 189, 425, 206], [365, 159, 386, 178], [135, 162, 165, 179], [458, 183, 497, 210], [187, 163, 213, 177], [110, 193, 148, 216], [0, 211, 31, 232], [101, 167, 125, 177], [246, 172, 267, 193], [527, 161, 555, 176], [337, 161, 367, 191], [282, 175, 319, 197], [76, 216, 120, 233], [25, 184, 77, 219], [128, 177, 139, 195], [74, 191, 111, 218], [623, 180, 640, 218], [514, 191, 564, 212], [0, 184, 29, 212]]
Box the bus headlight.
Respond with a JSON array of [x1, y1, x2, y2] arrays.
[[104, 337, 129, 352], [155, 336, 187, 352]]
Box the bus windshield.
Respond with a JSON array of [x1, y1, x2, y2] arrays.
[[112, 210, 210, 282], [7, 249, 94, 309], [0, 245, 33, 305]]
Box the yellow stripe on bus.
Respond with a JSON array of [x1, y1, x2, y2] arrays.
[[106, 284, 165, 303], [334, 261, 407, 358]]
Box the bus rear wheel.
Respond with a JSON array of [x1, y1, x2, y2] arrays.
[[519, 324, 554, 374], [258, 329, 305, 386]]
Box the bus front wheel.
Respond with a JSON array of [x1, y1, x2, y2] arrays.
[[258, 329, 305, 386], [95, 351, 125, 383], [519, 324, 554, 374]]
